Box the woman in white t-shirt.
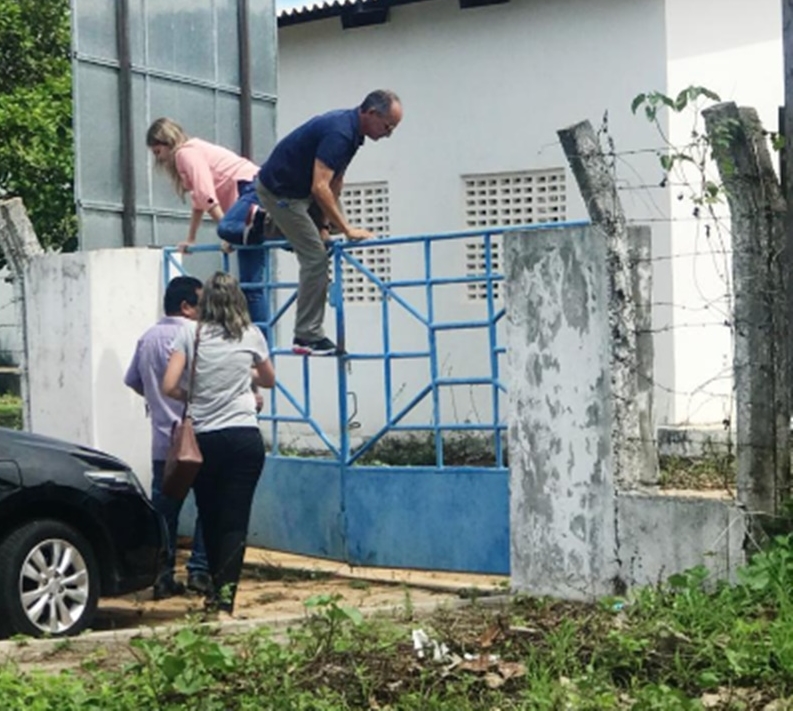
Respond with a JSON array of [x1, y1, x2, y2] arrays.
[[162, 271, 275, 618]]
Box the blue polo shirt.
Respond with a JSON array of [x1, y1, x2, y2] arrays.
[[258, 108, 364, 199]]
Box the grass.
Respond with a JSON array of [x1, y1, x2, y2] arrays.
[[354, 432, 504, 468], [0, 394, 21, 430], [4, 537, 793, 708], [282, 430, 743, 497], [0, 351, 20, 398], [658, 453, 735, 491], [280, 432, 505, 468]]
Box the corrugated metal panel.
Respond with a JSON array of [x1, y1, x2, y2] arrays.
[[278, 0, 368, 18], [277, 0, 429, 25], [71, 0, 277, 251]]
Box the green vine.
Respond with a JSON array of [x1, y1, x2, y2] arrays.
[[631, 85, 724, 205]]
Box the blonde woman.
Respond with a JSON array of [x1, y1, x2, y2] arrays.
[[146, 118, 266, 323], [162, 272, 275, 617]]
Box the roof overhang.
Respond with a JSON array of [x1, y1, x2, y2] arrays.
[[278, 0, 509, 28]]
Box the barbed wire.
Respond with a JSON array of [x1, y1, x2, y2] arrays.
[[562, 108, 744, 435]]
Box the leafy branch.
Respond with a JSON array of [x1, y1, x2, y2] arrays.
[[631, 85, 723, 206]]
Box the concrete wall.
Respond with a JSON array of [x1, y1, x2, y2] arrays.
[[506, 224, 746, 597], [276, 0, 674, 437], [24, 249, 162, 492], [505, 225, 618, 599], [617, 492, 745, 586]]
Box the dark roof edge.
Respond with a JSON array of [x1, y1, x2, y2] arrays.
[[278, 0, 432, 27]]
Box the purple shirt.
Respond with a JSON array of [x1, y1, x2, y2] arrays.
[[124, 316, 189, 462]]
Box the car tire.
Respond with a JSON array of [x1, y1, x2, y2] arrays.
[[0, 519, 100, 638]]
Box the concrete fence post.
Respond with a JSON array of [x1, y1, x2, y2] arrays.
[[629, 224, 657, 484], [557, 120, 657, 487], [702, 102, 790, 522]]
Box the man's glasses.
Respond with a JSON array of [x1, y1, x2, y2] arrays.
[[378, 113, 396, 133]]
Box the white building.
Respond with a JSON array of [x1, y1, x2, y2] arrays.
[[274, 0, 783, 431]]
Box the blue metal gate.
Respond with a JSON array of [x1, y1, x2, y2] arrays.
[[165, 222, 583, 574]]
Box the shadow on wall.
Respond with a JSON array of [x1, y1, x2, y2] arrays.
[[94, 346, 153, 492]]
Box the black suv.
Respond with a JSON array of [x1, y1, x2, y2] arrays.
[[0, 427, 164, 638]]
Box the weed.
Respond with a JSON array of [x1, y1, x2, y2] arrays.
[[354, 431, 505, 468], [658, 453, 735, 491], [738, 534, 793, 608], [630, 682, 701, 710], [400, 584, 414, 621], [300, 593, 364, 656], [52, 638, 72, 654], [242, 562, 332, 583], [129, 626, 236, 701], [5, 537, 793, 708], [0, 394, 22, 430]]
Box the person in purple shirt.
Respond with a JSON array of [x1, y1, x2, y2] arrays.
[[124, 276, 211, 599]]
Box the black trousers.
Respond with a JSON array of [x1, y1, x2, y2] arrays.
[[194, 427, 265, 612]]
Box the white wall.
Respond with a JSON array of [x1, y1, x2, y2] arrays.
[[278, 0, 667, 219], [25, 250, 163, 492], [665, 0, 782, 425], [276, 0, 673, 440]]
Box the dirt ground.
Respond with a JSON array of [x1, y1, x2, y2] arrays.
[[90, 546, 509, 632], [0, 547, 506, 674]]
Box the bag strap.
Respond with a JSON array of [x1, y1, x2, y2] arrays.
[[182, 323, 201, 418]]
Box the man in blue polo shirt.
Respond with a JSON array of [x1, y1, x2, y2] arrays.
[[256, 89, 403, 356]]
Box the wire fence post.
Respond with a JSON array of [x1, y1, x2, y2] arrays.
[[557, 120, 658, 488], [628, 224, 657, 484], [783, 0, 793, 416], [703, 102, 790, 526], [0, 198, 44, 431]]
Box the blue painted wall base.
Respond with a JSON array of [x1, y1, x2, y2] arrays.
[[180, 455, 510, 574]]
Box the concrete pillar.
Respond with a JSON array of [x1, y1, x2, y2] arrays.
[[24, 249, 163, 492], [703, 102, 790, 521], [629, 225, 659, 485], [505, 225, 619, 600]]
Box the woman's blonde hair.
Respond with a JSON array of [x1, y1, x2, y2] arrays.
[[198, 272, 252, 340], [146, 117, 189, 199]]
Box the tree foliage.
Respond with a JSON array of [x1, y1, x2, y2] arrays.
[[0, 0, 76, 253]]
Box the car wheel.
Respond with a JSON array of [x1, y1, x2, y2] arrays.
[[0, 520, 100, 638]]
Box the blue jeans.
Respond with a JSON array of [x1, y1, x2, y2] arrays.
[[193, 427, 264, 612], [151, 460, 209, 579], [217, 181, 267, 325]]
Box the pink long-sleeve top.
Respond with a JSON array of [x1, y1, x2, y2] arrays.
[[175, 138, 259, 212]]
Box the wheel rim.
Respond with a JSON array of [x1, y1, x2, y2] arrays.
[[18, 538, 90, 634]]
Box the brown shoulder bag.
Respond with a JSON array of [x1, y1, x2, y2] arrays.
[[162, 324, 203, 500]]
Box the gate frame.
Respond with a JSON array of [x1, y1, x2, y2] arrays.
[[165, 222, 587, 573]]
